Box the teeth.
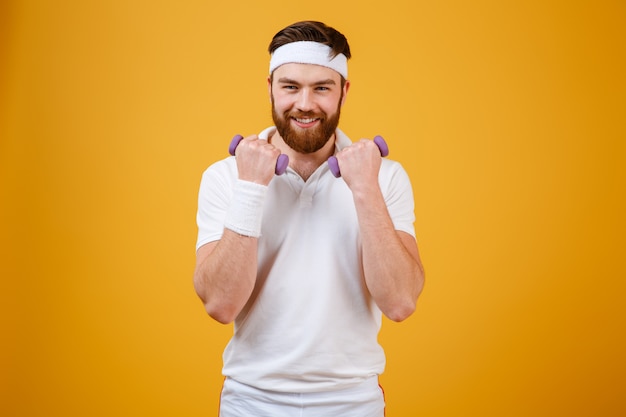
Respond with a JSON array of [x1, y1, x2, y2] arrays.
[[296, 118, 316, 123]]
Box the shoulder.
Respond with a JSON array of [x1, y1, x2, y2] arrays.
[[202, 157, 237, 178], [379, 159, 411, 187], [199, 157, 238, 194]]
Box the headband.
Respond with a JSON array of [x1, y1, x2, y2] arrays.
[[269, 41, 348, 79]]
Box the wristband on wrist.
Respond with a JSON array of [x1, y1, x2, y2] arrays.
[[223, 179, 268, 238]]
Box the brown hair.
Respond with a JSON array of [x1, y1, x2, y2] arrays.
[[268, 21, 351, 60]]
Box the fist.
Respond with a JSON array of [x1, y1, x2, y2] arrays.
[[232, 135, 282, 185], [335, 138, 383, 190]]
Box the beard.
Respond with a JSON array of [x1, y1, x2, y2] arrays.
[[271, 94, 342, 154]]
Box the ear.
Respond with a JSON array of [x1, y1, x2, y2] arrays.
[[267, 76, 272, 102], [341, 80, 350, 106]]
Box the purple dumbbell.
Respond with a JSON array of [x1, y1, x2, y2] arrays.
[[328, 135, 389, 178], [229, 134, 289, 176]]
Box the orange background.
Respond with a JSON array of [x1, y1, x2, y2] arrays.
[[1, 1, 625, 416]]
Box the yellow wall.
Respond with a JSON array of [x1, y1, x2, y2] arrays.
[[2, 1, 624, 415]]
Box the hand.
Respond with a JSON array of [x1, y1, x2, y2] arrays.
[[334, 138, 383, 192], [232, 135, 282, 185]]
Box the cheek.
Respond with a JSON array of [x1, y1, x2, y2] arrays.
[[272, 95, 293, 113], [321, 97, 342, 115]]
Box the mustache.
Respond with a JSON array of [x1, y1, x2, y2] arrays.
[[286, 111, 325, 120]]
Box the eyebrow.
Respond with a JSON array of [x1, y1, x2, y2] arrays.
[[277, 77, 337, 86]]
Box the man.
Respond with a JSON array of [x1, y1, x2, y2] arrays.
[[194, 20, 425, 417]]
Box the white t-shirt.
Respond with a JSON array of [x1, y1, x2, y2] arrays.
[[196, 127, 416, 393]]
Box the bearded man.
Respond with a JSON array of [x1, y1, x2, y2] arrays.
[[193, 20, 425, 417]]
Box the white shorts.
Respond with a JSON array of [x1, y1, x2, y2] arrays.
[[219, 376, 385, 417]]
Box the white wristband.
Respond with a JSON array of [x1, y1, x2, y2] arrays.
[[223, 180, 268, 238]]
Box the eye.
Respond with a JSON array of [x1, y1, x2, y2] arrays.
[[282, 85, 298, 90], [316, 86, 330, 91]]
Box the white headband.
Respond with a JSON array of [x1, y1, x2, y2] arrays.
[[269, 41, 348, 79]]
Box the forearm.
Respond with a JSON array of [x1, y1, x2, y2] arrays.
[[193, 230, 258, 324], [353, 187, 424, 322]]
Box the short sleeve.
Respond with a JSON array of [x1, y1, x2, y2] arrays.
[[379, 160, 416, 238], [195, 158, 237, 251]]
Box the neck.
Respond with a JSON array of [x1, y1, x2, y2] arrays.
[[269, 130, 336, 181]]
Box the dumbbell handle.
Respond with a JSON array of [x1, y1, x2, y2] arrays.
[[328, 135, 389, 178], [229, 134, 289, 176]]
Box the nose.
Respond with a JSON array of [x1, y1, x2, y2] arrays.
[[295, 89, 314, 112]]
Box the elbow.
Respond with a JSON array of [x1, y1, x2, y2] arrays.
[[384, 269, 425, 322], [385, 299, 416, 322], [204, 301, 238, 325], [207, 311, 235, 325], [194, 279, 239, 324]]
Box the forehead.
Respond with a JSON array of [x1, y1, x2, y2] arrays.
[[272, 63, 342, 84]]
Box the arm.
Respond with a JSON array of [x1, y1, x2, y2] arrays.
[[193, 135, 280, 324], [336, 140, 425, 322], [354, 187, 425, 322], [193, 232, 258, 324]]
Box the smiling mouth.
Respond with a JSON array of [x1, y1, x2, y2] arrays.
[[294, 117, 319, 124]]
